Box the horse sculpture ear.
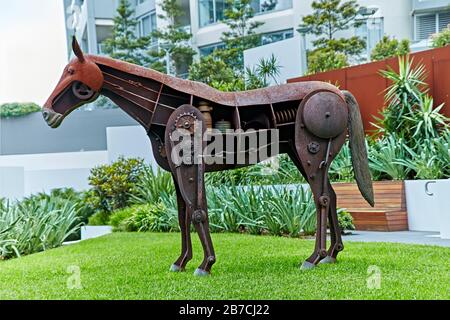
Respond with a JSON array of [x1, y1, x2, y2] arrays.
[[72, 36, 85, 63]]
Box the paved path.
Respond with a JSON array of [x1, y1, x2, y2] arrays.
[[343, 230, 450, 247]]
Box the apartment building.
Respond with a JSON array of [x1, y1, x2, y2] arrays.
[[63, 0, 450, 68]]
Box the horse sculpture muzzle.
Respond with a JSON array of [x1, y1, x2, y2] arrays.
[[42, 108, 64, 128]]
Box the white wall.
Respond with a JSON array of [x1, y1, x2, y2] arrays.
[[0, 125, 160, 200], [244, 36, 303, 85], [0, 151, 108, 200], [106, 126, 158, 172], [0, 167, 24, 200]]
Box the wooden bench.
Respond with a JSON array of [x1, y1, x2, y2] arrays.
[[332, 181, 408, 231]]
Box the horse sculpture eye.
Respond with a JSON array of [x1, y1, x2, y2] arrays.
[[67, 67, 75, 75], [72, 81, 95, 100]]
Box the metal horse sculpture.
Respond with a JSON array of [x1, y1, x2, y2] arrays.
[[43, 38, 374, 275]]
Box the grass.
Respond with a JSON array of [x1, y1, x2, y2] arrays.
[[0, 232, 449, 300]]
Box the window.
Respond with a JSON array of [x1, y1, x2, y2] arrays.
[[199, 0, 227, 27], [138, 11, 157, 38], [199, 42, 225, 56], [198, 0, 292, 27], [415, 11, 450, 41], [251, 0, 293, 15], [261, 28, 294, 45]]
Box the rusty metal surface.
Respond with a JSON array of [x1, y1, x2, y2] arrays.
[[289, 46, 450, 133], [42, 37, 374, 274]]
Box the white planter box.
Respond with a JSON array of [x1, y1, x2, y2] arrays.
[[81, 226, 112, 240], [405, 180, 450, 238], [436, 180, 450, 239]]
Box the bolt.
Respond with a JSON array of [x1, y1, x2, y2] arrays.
[[325, 112, 331, 118]]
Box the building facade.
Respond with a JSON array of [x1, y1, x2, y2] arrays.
[[63, 0, 450, 69]]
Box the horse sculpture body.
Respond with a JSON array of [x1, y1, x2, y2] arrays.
[[43, 38, 374, 275]]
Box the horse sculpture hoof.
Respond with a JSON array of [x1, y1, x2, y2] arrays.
[[170, 264, 183, 272], [194, 268, 210, 276], [319, 256, 336, 264], [300, 261, 316, 271]]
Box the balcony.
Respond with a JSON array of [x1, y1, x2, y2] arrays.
[[413, 0, 450, 12], [199, 0, 293, 28]]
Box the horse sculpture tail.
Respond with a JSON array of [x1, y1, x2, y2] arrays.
[[343, 90, 375, 207]]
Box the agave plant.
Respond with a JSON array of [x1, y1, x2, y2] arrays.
[[433, 130, 450, 177], [130, 167, 175, 205], [368, 135, 411, 180], [404, 95, 449, 142], [395, 142, 444, 180], [329, 141, 354, 182], [264, 186, 316, 236], [0, 197, 82, 259]]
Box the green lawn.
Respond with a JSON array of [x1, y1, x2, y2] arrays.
[[0, 232, 449, 300]]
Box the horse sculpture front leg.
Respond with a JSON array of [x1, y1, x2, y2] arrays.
[[169, 176, 193, 272], [165, 105, 216, 276]]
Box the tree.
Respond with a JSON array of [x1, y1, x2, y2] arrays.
[[215, 0, 264, 72], [188, 55, 237, 86], [431, 24, 450, 48], [189, 55, 281, 92], [301, 0, 366, 73], [307, 50, 348, 74], [149, 0, 196, 76], [103, 0, 150, 66], [371, 36, 410, 61], [189, 0, 269, 90]]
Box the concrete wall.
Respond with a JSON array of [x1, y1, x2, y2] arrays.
[[106, 125, 158, 172], [0, 108, 138, 155], [0, 151, 108, 199], [0, 125, 158, 200]]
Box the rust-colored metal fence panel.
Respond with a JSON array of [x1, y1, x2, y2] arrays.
[[288, 46, 450, 133]]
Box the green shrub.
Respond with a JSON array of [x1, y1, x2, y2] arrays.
[[307, 49, 348, 74], [88, 211, 111, 226], [371, 36, 410, 61], [337, 209, 355, 232], [85, 157, 147, 218], [111, 202, 178, 232], [0, 102, 41, 118], [431, 24, 450, 48], [0, 198, 81, 259]]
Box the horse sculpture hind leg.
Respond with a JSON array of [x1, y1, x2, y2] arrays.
[[165, 105, 216, 276], [293, 90, 349, 269], [318, 181, 344, 264]]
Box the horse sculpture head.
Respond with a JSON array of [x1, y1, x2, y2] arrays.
[[42, 37, 103, 128]]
